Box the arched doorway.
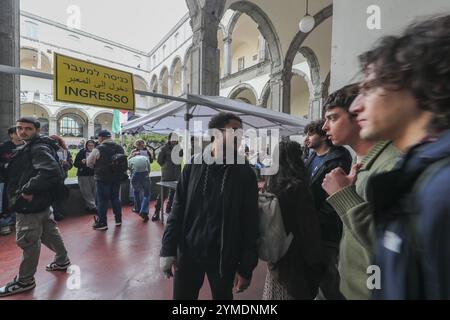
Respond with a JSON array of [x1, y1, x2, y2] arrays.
[[229, 84, 258, 105], [20, 103, 50, 136]]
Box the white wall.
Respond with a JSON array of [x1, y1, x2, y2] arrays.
[[331, 0, 450, 91]]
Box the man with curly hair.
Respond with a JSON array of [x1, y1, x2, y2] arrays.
[[350, 15, 450, 299]]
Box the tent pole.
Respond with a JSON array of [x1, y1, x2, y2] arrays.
[[184, 104, 194, 163]]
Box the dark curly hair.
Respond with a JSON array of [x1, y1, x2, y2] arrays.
[[359, 15, 450, 130], [208, 112, 242, 130], [303, 119, 332, 146], [267, 140, 308, 195], [323, 84, 359, 114]]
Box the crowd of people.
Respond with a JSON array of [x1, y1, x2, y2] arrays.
[[0, 15, 449, 300]]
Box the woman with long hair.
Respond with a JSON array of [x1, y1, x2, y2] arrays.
[[262, 140, 325, 300]]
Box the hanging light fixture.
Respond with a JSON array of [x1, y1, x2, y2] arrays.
[[299, 0, 315, 33]]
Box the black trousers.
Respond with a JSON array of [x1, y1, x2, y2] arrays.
[[318, 243, 346, 300], [173, 257, 235, 300], [155, 187, 175, 213]]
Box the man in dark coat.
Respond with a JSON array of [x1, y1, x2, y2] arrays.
[[0, 118, 70, 297], [160, 112, 259, 300], [304, 120, 352, 300]]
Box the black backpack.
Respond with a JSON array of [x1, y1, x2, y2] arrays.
[[111, 153, 128, 174]]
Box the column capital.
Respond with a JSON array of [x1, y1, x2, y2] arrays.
[[223, 36, 233, 44]]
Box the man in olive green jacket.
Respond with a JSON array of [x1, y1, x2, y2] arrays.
[[321, 87, 401, 299]]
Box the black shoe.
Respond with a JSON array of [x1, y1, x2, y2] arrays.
[[92, 221, 108, 231], [132, 209, 139, 213], [140, 213, 149, 223], [0, 277, 36, 297], [115, 218, 122, 227], [46, 260, 71, 272], [86, 207, 97, 214], [151, 213, 159, 222]]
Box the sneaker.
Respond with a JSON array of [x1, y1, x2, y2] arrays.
[[115, 218, 122, 227], [151, 213, 160, 222], [46, 260, 71, 272], [86, 207, 97, 214], [0, 277, 36, 297], [92, 221, 108, 231], [0, 226, 12, 236]]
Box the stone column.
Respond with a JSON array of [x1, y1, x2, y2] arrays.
[[0, 0, 20, 141], [49, 116, 58, 136], [168, 75, 174, 96], [223, 36, 232, 76], [269, 72, 287, 113], [181, 66, 187, 93], [87, 120, 95, 139], [189, 10, 221, 95], [258, 34, 266, 62], [157, 79, 164, 104], [309, 90, 323, 120]]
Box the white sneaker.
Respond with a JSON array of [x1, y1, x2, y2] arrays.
[[0, 226, 12, 236]]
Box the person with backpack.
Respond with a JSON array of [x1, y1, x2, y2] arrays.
[[0, 118, 71, 297], [87, 130, 127, 231], [73, 139, 97, 214], [261, 140, 325, 300], [49, 135, 73, 221], [0, 126, 24, 236], [351, 15, 450, 299]]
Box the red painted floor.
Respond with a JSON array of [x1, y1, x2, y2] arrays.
[[0, 204, 266, 300]]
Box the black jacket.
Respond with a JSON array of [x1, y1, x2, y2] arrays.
[[269, 181, 326, 299], [369, 130, 450, 299], [157, 143, 182, 181], [5, 136, 63, 214], [74, 148, 94, 177], [94, 141, 125, 183], [305, 146, 352, 244], [160, 155, 259, 280]]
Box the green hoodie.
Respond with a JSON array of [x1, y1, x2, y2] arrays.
[[326, 141, 401, 300]]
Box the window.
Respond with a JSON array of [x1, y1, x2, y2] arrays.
[[59, 115, 84, 137], [25, 21, 39, 40], [238, 57, 245, 71], [174, 32, 179, 48]]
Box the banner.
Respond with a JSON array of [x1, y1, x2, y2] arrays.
[[54, 53, 135, 111]]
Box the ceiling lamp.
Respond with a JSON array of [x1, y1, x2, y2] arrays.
[[299, 0, 315, 33]]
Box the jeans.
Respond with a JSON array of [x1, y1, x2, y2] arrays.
[[0, 182, 16, 227], [96, 180, 122, 225], [131, 172, 150, 216]]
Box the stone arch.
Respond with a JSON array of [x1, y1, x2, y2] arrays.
[[159, 66, 169, 81], [20, 102, 53, 118], [170, 56, 183, 96], [149, 74, 159, 106], [282, 4, 333, 114], [183, 45, 194, 93], [228, 83, 258, 105], [55, 106, 90, 122], [133, 74, 148, 91], [291, 69, 314, 118], [227, 1, 283, 74], [91, 110, 113, 122], [259, 81, 271, 108], [170, 56, 183, 78], [298, 46, 321, 90], [20, 46, 52, 73], [226, 11, 242, 39], [322, 71, 331, 101]]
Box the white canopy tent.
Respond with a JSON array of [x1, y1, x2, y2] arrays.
[[122, 94, 309, 137]]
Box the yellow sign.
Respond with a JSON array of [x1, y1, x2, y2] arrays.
[[54, 53, 135, 111]]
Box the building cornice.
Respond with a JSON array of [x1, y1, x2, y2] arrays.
[[21, 10, 149, 56]]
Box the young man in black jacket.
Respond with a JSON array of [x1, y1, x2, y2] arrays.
[[304, 119, 352, 300], [0, 118, 70, 297], [160, 112, 259, 300]]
